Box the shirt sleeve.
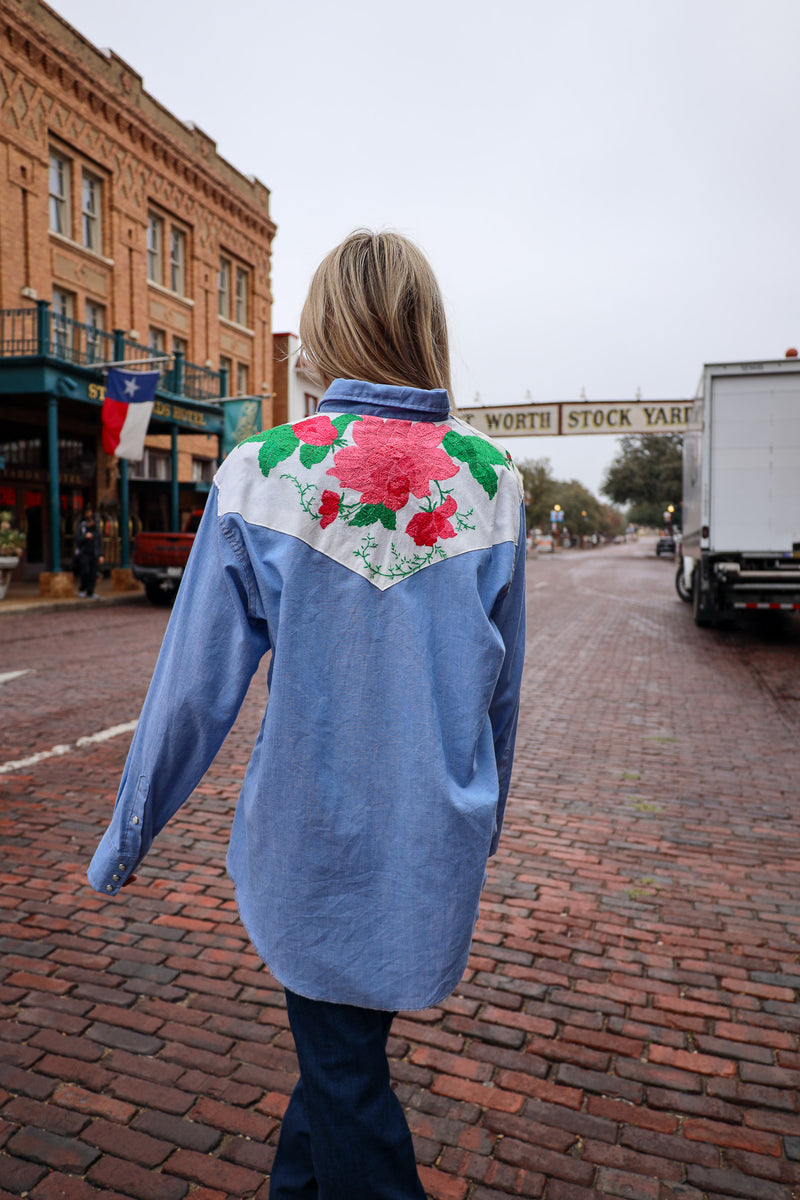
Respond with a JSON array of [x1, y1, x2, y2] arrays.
[[488, 500, 527, 855], [87, 484, 270, 895]]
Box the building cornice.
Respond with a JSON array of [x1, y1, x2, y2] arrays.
[[0, 0, 277, 242]]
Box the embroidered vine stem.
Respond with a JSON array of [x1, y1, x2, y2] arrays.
[[432, 480, 455, 510], [283, 474, 372, 527], [282, 474, 319, 518], [455, 506, 476, 532], [354, 534, 446, 579], [338, 499, 365, 522]]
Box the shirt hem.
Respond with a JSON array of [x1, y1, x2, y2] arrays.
[[228, 868, 464, 1013]]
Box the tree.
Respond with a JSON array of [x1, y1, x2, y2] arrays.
[[601, 434, 682, 528], [518, 458, 558, 532], [554, 480, 603, 539], [598, 504, 626, 540], [518, 459, 625, 541]]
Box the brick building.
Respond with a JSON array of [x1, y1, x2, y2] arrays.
[[0, 0, 276, 585], [272, 332, 324, 427]]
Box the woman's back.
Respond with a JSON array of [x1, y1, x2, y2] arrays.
[[88, 229, 527, 1200], [219, 377, 526, 1008]]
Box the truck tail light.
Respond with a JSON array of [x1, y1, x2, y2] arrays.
[[702, 525, 709, 539]]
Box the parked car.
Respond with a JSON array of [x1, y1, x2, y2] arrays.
[[132, 510, 204, 605], [656, 532, 676, 556]]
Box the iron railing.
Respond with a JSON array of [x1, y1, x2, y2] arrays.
[[0, 307, 38, 356], [0, 304, 225, 403], [177, 359, 226, 403], [52, 316, 116, 367]]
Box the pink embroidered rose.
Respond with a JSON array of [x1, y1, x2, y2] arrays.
[[327, 417, 458, 511], [406, 496, 458, 547], [318, 490, 340, 529], [292, 415, 339, 446]]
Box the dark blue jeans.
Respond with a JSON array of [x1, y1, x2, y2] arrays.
[[269, 989, 427, 1199]]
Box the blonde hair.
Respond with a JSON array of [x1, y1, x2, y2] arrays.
[[299, 230, 453, 401]]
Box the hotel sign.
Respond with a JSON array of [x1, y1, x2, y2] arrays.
[[86, 384, 222, 433], [152, 399, 212, 429], [458, 401, 693, 437]]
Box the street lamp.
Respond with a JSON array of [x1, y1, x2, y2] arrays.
[[550, 504, 563, 550]]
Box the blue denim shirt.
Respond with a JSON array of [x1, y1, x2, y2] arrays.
[[88, 380, 526, 1010]]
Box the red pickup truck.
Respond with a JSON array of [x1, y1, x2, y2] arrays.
[[132, 510, 203, 605]]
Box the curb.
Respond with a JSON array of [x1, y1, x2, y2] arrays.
[[0, 590, 148, 617]]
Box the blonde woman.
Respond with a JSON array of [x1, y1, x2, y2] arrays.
[[89, 230, 526, 1198]]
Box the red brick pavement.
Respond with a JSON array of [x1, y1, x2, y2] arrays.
[[0, 539, 799, 1199]]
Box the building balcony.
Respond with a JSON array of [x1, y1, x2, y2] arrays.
[[0, 302, 227, 403]]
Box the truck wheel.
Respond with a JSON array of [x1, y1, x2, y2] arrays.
[[145, 581, 175, 606], [675, 564, 692, 603], [692, 567, 714, 627]]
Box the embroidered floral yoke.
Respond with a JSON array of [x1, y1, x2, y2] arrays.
[[88, 380, 527, 1011], [228, 393, 520, 588]]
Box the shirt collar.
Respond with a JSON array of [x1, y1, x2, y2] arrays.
[[317, 378, 451, 423]]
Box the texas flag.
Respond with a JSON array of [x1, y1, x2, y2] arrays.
[[101, 369, 160, 459]]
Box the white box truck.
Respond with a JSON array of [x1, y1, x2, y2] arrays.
[[678, 359, 800, 626]]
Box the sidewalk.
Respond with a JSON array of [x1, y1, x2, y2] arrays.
[[0, 576, 147, 617]]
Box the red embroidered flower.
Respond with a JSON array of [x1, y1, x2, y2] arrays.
[[328, 417, 458, 511], [318, 490, 340, 529], [406, 496, 458, 547], [292, 415, 339, 446]]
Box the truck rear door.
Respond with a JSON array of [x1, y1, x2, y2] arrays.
[[709, 371, 800, 553]]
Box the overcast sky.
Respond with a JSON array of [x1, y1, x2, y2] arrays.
[[54, 0, 800, 494]]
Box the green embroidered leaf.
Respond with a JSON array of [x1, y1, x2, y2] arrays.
[[350, 503, 397, 530], [442, 430, 509, 497], [299, 443, 332, 469], [468, 461, 499, 498], [331, 413, 361, 436], [256, 426, 300, 476], [443, 429, 509, 467]]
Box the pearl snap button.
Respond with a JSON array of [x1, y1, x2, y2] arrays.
[[132, 816, 139, 825], [105, 884, 113, 892]]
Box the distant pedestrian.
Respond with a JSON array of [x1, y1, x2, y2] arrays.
[[88, 229, 526, 1198], [74, 506, 104, 598]]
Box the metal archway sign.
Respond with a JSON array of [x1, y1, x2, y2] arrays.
[[458, 400, 694, 437]]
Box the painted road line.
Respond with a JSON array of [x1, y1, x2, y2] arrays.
[[0, 720, 137, 775], [76, 722, 139, 747], [0, 670, 33, 685]]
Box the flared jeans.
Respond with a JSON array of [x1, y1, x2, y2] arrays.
[[269, 989, 427, 1199]]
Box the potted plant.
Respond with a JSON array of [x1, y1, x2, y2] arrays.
[[0, 510, 25, 600]]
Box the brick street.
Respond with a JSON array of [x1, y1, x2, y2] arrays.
[[0, 539, 799, 1200]]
